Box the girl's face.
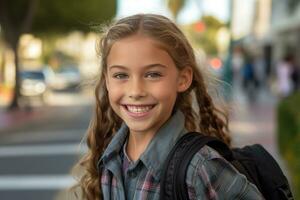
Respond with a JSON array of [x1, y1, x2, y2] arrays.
[[106, 34, 192, 136]]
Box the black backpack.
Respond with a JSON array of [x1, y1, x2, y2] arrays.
[[160, 132, 294, 200]]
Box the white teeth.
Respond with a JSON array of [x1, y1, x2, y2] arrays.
[[126, 105, 153, 113]]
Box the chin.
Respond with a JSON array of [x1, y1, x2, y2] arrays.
[[126, 120, 156, 134], [127, 125, 150, 133]]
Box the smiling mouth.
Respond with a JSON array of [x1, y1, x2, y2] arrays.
[[123, 104, 156, 114]]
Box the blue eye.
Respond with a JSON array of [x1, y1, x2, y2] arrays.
[[113, 73, 128, 79], [145, 72, 162, 79]]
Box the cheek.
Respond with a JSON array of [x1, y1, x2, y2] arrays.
[[107, 89, 122, 114], [108, 90, 121, 102], [151, 81, 178, 102], [107, 83, 123, 102]]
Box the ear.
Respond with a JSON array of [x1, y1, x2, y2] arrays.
[[177, 66, 193, 92]]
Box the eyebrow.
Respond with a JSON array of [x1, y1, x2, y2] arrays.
[[108, 63, 167, 71]]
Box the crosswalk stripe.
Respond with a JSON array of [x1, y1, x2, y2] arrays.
[[0, 129, 86, 144], [0, 143, 87, 157], [0, 175, 76, 190]]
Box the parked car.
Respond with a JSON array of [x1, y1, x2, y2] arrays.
[[20, 70, 47, 102], [48, 65, 82, 91]]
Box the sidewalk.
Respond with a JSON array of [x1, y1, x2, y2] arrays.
[[0, 88, 94, 133], [0, 91, 54, 133], [0, 106, 44, 133], [229, 86, 278, 153], [228, 85, 291, 179], [0, 86, 39, 132]]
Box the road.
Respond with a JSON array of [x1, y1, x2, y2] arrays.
[[0, 91, 93, 200]]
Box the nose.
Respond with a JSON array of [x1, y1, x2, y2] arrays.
[[128, 77, 147, 99]]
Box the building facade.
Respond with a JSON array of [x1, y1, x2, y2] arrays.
[[270, 0, 300, 67]]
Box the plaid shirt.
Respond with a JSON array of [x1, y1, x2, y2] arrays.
[[98, 111, 264, 200]]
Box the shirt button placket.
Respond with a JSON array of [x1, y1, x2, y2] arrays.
[[129, 171, 137, 178]]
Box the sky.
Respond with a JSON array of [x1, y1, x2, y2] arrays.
[[117, 0, 230, 24]]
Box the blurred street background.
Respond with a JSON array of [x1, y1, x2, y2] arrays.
[[1, 0, 300, 199]]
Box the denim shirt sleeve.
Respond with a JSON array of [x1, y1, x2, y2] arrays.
[[186, 145, 265, 200]]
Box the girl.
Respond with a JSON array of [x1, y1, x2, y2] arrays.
[[75, 14, 264, 199]]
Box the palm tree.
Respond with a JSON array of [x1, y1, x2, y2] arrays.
[[167, 0, 186, 21]]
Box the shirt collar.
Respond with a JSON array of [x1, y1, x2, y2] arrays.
[[97, 110, 187, 180], [139, 110, 187, 180], [97, 123, 128, 169]]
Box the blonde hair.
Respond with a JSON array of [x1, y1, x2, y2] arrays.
[[73, 13, 230, 200]]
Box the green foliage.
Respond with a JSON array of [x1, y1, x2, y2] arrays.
[[1, 0, 29, 27], [0, 0, 116, 36], [187, 15, 225, 56], [167, 0, 185, 20], [32, 0, 116, 34], [277, 92, 300, 198]]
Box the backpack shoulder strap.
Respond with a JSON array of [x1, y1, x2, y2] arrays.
[[160, 132, 294, 200], [159, 132, 232, 200]]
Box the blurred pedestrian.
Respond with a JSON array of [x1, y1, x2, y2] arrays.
[[72, 14, 264, 200], [276, 55, 293, 97], [242, 55, 254, 89], [253, 55, 266, 89], [290, 60, 300, 92], [232, 46, 244, 87], [242, 54, 258, 101]]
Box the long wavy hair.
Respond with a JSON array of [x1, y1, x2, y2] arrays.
[[73, 13, 230, 200]]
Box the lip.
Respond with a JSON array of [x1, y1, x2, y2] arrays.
[[121, 104, 156, 119]]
